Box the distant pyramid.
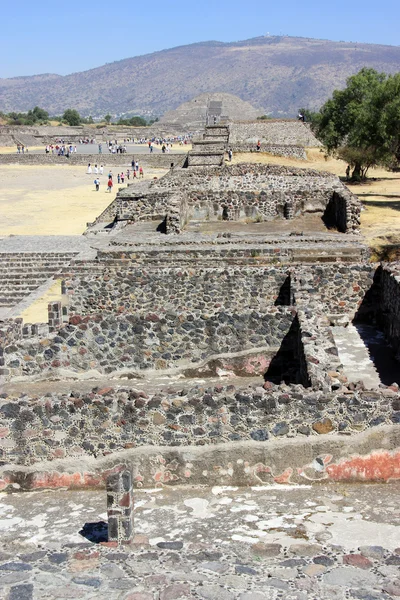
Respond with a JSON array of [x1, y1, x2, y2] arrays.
[[159, 92, 262, 129]]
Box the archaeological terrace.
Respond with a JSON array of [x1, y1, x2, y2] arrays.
[[0, 112, 400, 599], [0, 118, 399, 493]]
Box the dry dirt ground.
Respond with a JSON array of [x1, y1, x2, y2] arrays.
[[0, 163, 168, 236], [233, 149, 400, 260]]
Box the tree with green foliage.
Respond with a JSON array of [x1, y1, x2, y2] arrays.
[[313, 68, 400, 180], [3, 106, 49, 126], [31, 106, 49, 122], [104, 114, 112, 124], [62, 109, 81, 126], [117, 116, 147, 126]]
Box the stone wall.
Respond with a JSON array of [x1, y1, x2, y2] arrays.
[[2, 308, 295, 380], [64, 267, 290, 315], [230, 144, 307, 160], [131, 163, 361, 232], [0, 383, 398, 471], [377, 264, 400, 359], [2, 264, 379, 382], [228, 121, 321, 147], [293, 264, 376, 319], [0, 153, 186, 168]]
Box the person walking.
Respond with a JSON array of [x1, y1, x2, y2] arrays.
[[139, 166, 144, 178], [135, 160, 139, 172], [87, 163, 92, 174], [228, 148, 233, 162], [121, 172, 125, 183], [94, 178, 100, 191], [117, 173, 121, 184], [100, 165, 104, 175], [94, 164, 98, 174], [107, 178, 113, 193]]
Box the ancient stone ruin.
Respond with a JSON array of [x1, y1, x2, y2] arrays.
[[0, 118, 399, 503]]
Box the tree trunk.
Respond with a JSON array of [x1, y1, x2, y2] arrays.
[[352, 162, 362, 181]]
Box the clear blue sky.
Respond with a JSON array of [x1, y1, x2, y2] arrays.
[[1, 0, 399, 78]]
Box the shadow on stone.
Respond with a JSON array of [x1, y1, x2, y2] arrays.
[[354, 265, 382, 324], [264, 315, 310, 386], [156, 217, 167, 234], [274, 275, 292, 306], [79, 521, 108, 543]]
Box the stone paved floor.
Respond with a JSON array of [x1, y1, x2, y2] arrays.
[[0, 483, 399, 599]]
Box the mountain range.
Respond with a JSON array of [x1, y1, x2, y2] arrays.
[[1, 35, 400, 118]]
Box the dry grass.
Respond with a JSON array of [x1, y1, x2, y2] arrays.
[[233, 150, 400, 260]]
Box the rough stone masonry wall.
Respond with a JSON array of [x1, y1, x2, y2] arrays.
[[230, 144, 307, 160], [186, 188, 325, 222], [103, 191, 173, 223], [293, 264, 376, 320], [2, 308, 294, 380], [228, 121, 322, 147], [378, 263, 400, 359], [64, 267, 290, 315], [0, 153, 185, 168], [0, 384, 398, 473], [146, 163, 360, 231]]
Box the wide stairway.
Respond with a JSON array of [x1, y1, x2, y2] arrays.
[[0, 252, 79, 312]]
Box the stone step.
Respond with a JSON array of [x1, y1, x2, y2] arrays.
[[331, 324, 381, 389]]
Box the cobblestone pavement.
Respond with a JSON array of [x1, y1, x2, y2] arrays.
[[0, 483, 399, 599]]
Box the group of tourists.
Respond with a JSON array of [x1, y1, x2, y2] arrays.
[[45, 144, 77, 156], [16, 145, 28, 153], [89, 159, 144, 192], [106, 142, 127, 154]]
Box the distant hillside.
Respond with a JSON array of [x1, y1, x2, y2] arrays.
[[1, 36, 400, 117]]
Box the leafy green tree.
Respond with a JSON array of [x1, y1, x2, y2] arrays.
[[378, 73, 400, 165], [313, 68, 400, 180], [104, 114, 112, 124], [117, 116, 147, 126], [62, 109, 81, 126], [32, 106, 49, 122]]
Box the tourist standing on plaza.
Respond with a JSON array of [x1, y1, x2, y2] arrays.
[[87, 163, 92, 174], [121, 172, 125, 183], [94, 178, 100, 191], [100, 165, 104, 175], [135, 161, 139, 172], [107, 178, 113, 192], [139, 166, 144, 178], [94, 165, 98, 174], [117, 174, 121, 184]]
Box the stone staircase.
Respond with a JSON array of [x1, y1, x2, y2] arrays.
[[0, 252, 79, 310], [331, 324, 381, 389], [185, 125, 230, 168]]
